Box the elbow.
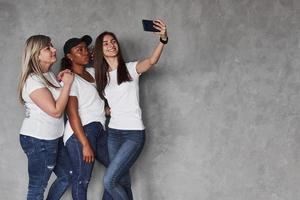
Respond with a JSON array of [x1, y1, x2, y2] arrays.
[[49, 111, 63, 118], [149, 59, 158, 66], [149, 55, 160, 65]]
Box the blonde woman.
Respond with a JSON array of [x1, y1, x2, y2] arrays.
[[18, 35, 74, 200]]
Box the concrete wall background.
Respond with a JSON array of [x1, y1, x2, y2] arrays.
[[1, 0, 300, 199]]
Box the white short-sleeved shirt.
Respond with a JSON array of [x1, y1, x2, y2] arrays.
[[105, 61, 145, 130], [20, 72, 64, 140], [64, 67, 106, 143]]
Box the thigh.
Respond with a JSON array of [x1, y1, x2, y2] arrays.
[[53, 138, 72, 177], [20, 135, 58, 184], [83, 122, 101, 151], [107, 129, 123, 162], [106, 134, 144, 182], [96, 127, 110, 167], [66, 134, 94, 180]]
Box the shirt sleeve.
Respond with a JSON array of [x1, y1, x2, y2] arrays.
[[126, 61, 139, 79], [25, 74, 46, 95], [69, 78, 78, 97]]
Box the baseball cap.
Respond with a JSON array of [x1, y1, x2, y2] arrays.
[[63, 35, 92, 54]]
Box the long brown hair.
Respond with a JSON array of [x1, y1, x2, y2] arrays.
[[18, 35, 59, 104], [93, 31, 132, 99]]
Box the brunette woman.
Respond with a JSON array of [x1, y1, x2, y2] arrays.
[[93, 20, 168, 200]]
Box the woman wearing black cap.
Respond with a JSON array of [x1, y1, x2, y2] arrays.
[[93, 19, 168, 200], [60, 35, 111, 200]]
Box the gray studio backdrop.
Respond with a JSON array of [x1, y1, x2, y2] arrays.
[[1, 0, 300, 199]]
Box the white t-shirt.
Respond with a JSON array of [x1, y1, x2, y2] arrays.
[[64, 67, 106, 143], [105, 61, 145, 130], [20, 72, 64, 140]]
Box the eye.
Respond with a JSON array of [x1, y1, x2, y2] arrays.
[[103, 42, 108, 46], [112, 40, 116, 44]]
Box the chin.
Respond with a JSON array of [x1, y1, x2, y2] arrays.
[[109, 53, 118, 57]]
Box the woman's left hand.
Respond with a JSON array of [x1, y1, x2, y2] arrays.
[[153, 19, 168, 39], [57, 69, 72, 82]]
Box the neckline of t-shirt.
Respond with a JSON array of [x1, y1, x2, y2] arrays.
[[109, 68, 117, 73], [75, 71, 95, 84]]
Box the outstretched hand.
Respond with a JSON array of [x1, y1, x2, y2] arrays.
[[153, 19, 168, 39]]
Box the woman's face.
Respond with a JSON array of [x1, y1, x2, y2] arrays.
[[38, 42, 56, 70], [68, 42, 89, 66], [102, 34, 119, 58]]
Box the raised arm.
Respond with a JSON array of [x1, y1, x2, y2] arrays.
[[29, 70, 74, 118], [136, 19, 168, 74]]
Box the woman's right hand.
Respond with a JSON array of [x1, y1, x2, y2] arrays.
[[105, 106, 111, 117], [153, 19, 168, 39], [82, 143, 95, 164], [61, 71, 74, 86]]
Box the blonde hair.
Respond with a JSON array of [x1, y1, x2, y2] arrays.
[[18, 35, 59, 104]]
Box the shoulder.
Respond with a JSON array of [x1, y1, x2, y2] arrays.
[[126, 61, 138, 69], [26, 73, 44, 85], [86, 67, 95, 77], [126, 61, 139, 78], [72, 74, 81, 85], [24, 73, 46, 94]]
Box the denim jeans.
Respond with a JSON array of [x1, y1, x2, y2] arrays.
[[103, 128, 145, 200], [20, 135, 72, 200], [66, 122, 112, 200]]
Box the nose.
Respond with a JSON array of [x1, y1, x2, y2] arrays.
[[83, 48, 89, 55], [51, 46, 56, 53], [108, 42, 114, 48]]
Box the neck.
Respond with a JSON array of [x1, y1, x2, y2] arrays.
[[40, 63, 51, 73], [72, 64, 85, 75], [105, 57, 118, 71]]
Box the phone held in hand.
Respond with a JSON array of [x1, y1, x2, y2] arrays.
[[142, 19, 159, 32]]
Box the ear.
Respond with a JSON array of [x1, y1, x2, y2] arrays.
[[66, 53, 73, 61]]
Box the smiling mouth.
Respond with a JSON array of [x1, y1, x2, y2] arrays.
[[107, 48, 116, 52]]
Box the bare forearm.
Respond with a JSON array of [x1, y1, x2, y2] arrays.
[[149, 42, 165, 65], [69, 117, 90, 147], [53, 84, 72, 116], [136, 42, 165, 74]]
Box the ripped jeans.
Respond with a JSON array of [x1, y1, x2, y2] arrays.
[[66, 122, 111, 200], [20, 135, 72, 200]]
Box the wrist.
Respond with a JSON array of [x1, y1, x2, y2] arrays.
[[160, 36, 168, 44], [62, 81, 72, 87], [81, 140, 90, 147]]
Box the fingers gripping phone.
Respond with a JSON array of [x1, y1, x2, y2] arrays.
[[142, 19, 160, 32]]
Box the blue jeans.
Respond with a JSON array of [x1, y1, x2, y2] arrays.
[[104, 128, 145, 200], [20, 135, 72, 200], [66, 122, 112, 200]]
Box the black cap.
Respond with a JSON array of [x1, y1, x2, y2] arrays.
[[63, 35, 92, 54]]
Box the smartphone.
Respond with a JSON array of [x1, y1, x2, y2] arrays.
[[142, 19, 160, 32]]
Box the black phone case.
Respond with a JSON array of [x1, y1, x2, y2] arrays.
[[142, 20, 160, 32]]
